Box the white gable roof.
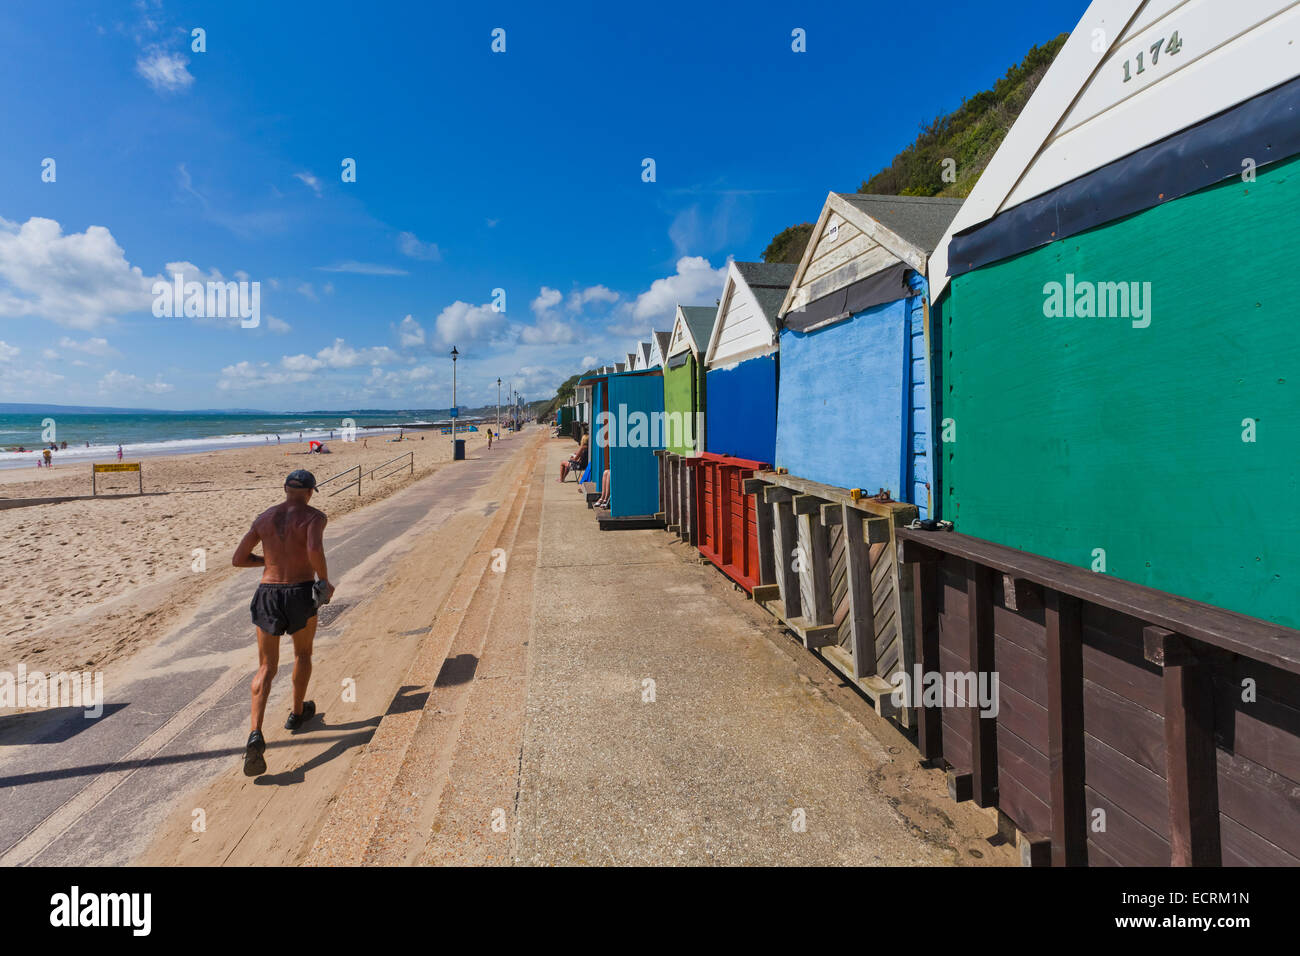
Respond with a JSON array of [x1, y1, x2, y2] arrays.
[[779, 193, 954, 320], [931, 0, 1300, 299], [705, 261, 795, 368], [667, 305, 717, 359]]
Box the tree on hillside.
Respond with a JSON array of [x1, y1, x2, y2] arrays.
[[859, 35, 1068, 199], [762, 222, 815, 265]]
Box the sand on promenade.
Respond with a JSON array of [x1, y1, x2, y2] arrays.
[[0, 428, 499, 675]]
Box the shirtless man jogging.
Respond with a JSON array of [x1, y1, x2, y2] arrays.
[[232, 469, 335, 776]]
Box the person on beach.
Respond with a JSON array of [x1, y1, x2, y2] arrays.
[[231, 468, 335, 777], [42, 448, 52, 467], [487, 428, 493, 450], [116, 444, 123, 461]]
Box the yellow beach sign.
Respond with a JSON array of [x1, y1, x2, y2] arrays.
[[92, 461, 143, 496]]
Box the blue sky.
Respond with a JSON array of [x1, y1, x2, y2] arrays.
[[0, 0, 1088, 411]]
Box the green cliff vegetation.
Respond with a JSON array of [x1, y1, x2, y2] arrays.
[[761, 34, 1068, 263]]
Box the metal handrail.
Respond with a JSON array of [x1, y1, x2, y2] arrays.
[[316, 464, 361, 497], [364, 451, 414, 482]]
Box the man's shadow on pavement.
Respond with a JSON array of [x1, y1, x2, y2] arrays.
[[254, 681, 434, 786], [254, 712, 380, 786]]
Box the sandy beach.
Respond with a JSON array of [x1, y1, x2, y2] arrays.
[[0, 428, 497, 674]]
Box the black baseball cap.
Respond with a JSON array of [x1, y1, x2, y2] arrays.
[[285, 469, 317, 490]]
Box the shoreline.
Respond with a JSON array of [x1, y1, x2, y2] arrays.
[[0, 427, 505, 672], [0, 427, 490, 490], [0, 424, 503, 472]]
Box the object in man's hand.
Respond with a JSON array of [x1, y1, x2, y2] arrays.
[[313, 580, 332, 607]]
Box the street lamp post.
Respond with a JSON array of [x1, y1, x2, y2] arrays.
[[450, 346, 459, 455], [496, 377, 501, 433]]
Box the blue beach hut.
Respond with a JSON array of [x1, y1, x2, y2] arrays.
[[775, 193, 961, 517], [702, 261, 794, 464]]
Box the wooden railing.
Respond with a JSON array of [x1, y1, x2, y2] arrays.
[[744, 471, 918, 724], [898, 526, 1300, 867]]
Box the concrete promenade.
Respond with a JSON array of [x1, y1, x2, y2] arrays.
[[307, 435, 1015, 866]]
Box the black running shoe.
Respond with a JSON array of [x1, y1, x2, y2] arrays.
[[284, 700, 316, 731], [243, 730, 267, 777]]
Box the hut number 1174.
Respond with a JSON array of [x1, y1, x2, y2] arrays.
[[1121, 31, 1183, 82]]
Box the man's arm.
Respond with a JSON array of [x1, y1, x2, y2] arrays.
[[231, 525, 264, 568], [307, 512, 333, 596]]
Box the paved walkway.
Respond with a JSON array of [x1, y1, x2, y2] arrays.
[[7, 432, 1013, 866], [513, 439, 1012, 865]]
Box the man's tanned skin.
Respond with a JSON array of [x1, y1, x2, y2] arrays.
[[233, 483, 334, 735]]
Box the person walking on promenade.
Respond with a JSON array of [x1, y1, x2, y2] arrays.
[[231, 469, 335, 776]]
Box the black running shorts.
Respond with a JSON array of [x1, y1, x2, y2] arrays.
[[250, 581, 317, 636]]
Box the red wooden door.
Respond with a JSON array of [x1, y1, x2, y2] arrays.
[[697, 459, 715, 557]]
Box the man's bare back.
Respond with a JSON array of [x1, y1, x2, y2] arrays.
[[249, 500, 326, 584]]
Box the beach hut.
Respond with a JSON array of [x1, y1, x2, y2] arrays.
[[655, 304, 716, 543], [649, 330, 670, 370], [634, 342, 653, 370], [743, 193, 960, 721], [575, 369, 611, 506], [690, 261, 795, 592], [573, 382, 592, 428], [897, 0, 1300, 867], [582, 366, 666, 529], [703, 261, 792, 463], [927, 0, 1300, 629], [776, 193, 961, 515]]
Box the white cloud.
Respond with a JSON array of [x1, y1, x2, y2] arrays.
[[434, 300, 509, 347], [316, 261, 409, 276], [294, 172, 323, 197], [362, 364, 438, 398], [98, 369, 174, 395], [136, 48, 194, 93], [520, 317, 583, 346], [58, 336, 120, 357], [398, 231, 441, 261], [531, 287, 563, 317], [621, 255, 725, 329], [567, 285, 619, 311], [297, 282, 318, 300], [266, 315, 292, 334], [217, 360, 312, 391], [0, 217, 156, 329], [280, 354, 322, 373], [0, 366, 63, 395], [396, 314, 425, 348], [315, 338, 397, 368], [0, 340, 19, 362]]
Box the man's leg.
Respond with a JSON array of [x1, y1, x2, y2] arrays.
[[289, 616, 317, 716], [250, 627, 279, 733]]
